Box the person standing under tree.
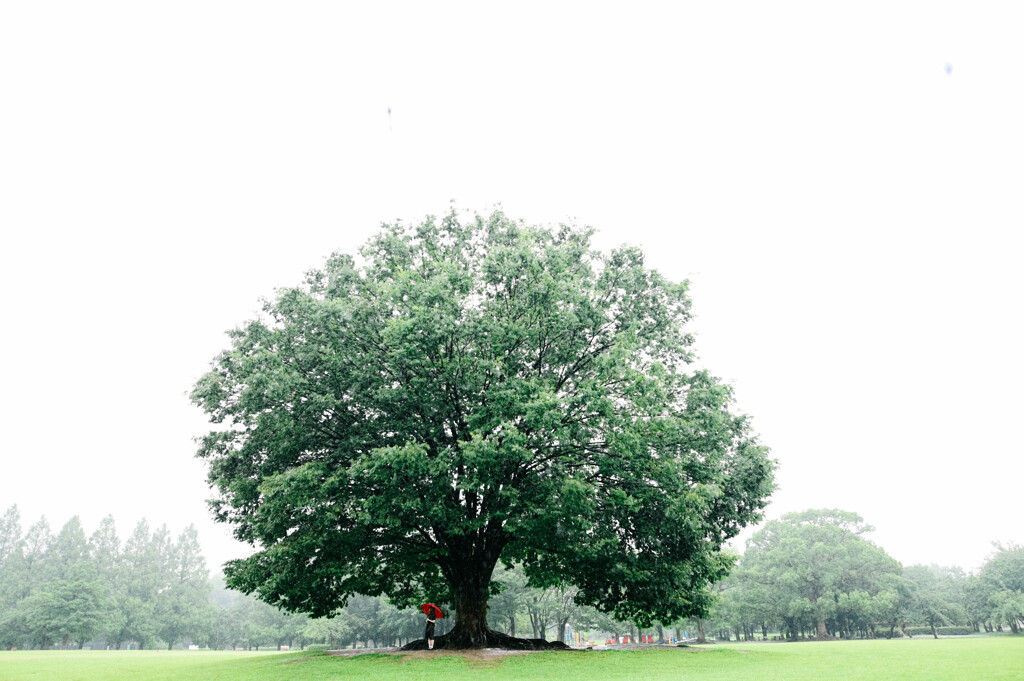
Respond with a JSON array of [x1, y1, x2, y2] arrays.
[[420, 602, 443, 649], [425, 615, 436, 649]]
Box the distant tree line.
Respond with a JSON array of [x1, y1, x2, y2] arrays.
[[1, 506, 1020, 650], [0, 506, 620, 650], [702, 509, 1024, 641], [0, 506, 210, 650]]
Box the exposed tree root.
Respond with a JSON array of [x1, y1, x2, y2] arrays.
[[401, 627, 572, 651]]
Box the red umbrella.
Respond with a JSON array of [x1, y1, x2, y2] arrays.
[[420, 603, 445, 619]]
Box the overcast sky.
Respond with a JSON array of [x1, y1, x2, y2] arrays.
[[1, 2, 1021, 575]]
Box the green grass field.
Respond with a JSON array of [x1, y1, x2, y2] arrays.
[[1, 637, 1021, 681]]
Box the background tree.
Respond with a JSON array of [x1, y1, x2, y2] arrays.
[[903, 565, 967, 638], [46, 517, 89, 582], [207, 605, 240, 651], [10, 517, 113, 649], [12, 518, 56, 648], [20, 562, 111, 649], [20, 518, 53, 600], [978, 544, 1024, 633], [740, 509, 901, 639], [870, 574, 914, 638], [302, 613, 352, 649], [525, 586, 557, 640], [0, 506, 26, 649], [549, 585, 586, 643], [234, 597, 273, 650], [487, 564, 529, 637], [108, 520, 167, 649], [192, 209, 774, 648], [345, 594, 384, 648], [87, 516, 126, 646], [710, 572, 752, 641], [244, 599, 303, 650], [0, 506, 23, 567], [380, 600, 426, 647], [963, 574, 993, 632], [155, 526, 215, 649]]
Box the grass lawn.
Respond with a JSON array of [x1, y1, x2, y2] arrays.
[[0, 637, 1021, 681]]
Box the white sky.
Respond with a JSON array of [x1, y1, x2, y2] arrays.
[[1, 2, 1021, 575]]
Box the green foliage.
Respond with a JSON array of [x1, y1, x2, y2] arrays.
[[733, 509, 903, 639], [980, 545, 1024, 631], [0, 508, 218, 651], [903, 626, 975, 636], [3, 516, 116, 649], [154, 526, 216, 650], [20, 561, 112, 648], [902, 564, 968, 634], [0, 506, 26, 649], [487, 564, 529, 637], [192, 208, 774, 632], [303, 643, 330, 652]]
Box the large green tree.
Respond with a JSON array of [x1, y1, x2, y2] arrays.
[[19, 562, 111, 649], [903, 564, 966, 638], [192, 209, 774, 648], [18, 517, 113, 649], [739, 509, 902, 639], [978, 544, 1024, 633]]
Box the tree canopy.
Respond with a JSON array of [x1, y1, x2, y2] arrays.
[[978, 544, 1024, 634], [191, 209, 775, 647], [732, 509, 902, 639]]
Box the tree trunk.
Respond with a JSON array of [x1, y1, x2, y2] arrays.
[[528, 606, 548, 641], [399, 552, 571, 651], [816, 619, 829, 639], [930, 622, 938, 639], [696, 618, 707, 644], [424, 563, 504, 648]]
